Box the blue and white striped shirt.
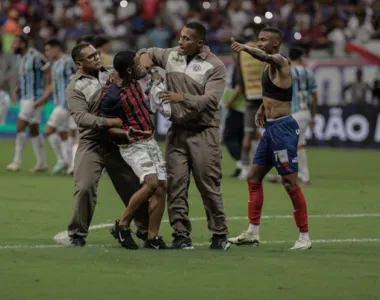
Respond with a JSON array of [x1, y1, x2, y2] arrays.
[[51, 55, 76, 108], [291, 65, 317, 113], [17, 48, 50, 101]]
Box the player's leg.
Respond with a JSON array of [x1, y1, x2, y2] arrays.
[[45, 107, 68, 174], [294, 111, 311, 184], [6, 100, 30, 171], [145, 139, 168, 248], [228, 128, 272, 246], [66, 116, 78, 175], [28, 103, 47, 172], [104, 142, 150, 247], [115, 142, 164, 249], [67, 142, 104, 246], [166, 127, 193, 249], [239, 101, 256, 179], [188, 127, 230, 250], [222, 108, 244, 177], [272, 116, 311, 250]]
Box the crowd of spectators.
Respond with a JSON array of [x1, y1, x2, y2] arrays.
[[1, 0, 380, 56]]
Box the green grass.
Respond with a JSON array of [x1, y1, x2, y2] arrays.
[[0, 138, 380, 300]]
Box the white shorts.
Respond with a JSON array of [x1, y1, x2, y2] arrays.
[[18, 100, 42, 124], [293, 110, 311, 146], [68, 116, 77, 130], [47, 106, 70, 132], [119, 138, 166, 184]]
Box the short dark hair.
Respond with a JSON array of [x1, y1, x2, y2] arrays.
[[76, 35, 95, 45], [261, 27, 283, 42], [93, 36, 109, 48], [113, 50, 136, 78], [71, 42, 91, 62], [185, 21, 206, 41], [45, 39, 63, 49], [16, 35, 29, 47], [289, 47, 304, 60]]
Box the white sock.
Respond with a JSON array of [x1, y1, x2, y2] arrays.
[[31, 135, 46, 166], [71, 143, 78, 168], [298, 147, 310, 182], [48, 134, 65, 163], [300, 232, 310, 240], [13, 132, 27, 164], [63, 136, 74, 165], [248, 223, 259, 234]]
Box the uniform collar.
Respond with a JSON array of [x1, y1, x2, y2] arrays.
[[72, 66, 109, 81]]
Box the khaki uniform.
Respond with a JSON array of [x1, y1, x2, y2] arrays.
[[138, 46, 228, 238]]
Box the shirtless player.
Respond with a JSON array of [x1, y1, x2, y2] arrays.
[[228, 28, 311, 250]]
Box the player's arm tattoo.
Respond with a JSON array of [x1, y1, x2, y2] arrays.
[[243, 47, 285, 69]]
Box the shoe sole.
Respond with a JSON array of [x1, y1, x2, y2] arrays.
[[290, 246, 312, 250], [229, 240, 260, 247]]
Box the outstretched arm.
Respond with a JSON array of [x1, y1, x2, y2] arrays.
[[231, 37, 287, 69]]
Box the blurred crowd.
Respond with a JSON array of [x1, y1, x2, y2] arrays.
[[1, 0, 380, 56]]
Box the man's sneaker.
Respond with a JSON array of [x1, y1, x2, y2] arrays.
[[66, 165, 74, 176], [6, 162, 21, 172], [237, 166, 250, 180], [136, 231, 149, 248], [209, 235, 231, 250], [52, 162, 67, 175], [148, 236, 168, 249], [69, 235, 86, 247], [228, 231, 260, 246], [110, 220, 120, 242], [290, 238, 312, 250], [170, 236, 194, 250], [30, 164, 48, 173], [118, 226, 139, 250]]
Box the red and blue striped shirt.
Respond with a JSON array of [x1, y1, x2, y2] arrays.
[[100, 80, 154, 144]]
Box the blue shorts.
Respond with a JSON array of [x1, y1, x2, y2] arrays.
[[253, 116, 300, 175]]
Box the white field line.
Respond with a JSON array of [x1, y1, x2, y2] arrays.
[[0, 213, 379, 250], [52, 213, 380, 242], [1, 238, 380, 250]]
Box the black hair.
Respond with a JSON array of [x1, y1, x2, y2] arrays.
[[113, 50, 136, 78], [76, 35, 95, 45], [15, 35, 29, 47], [93, 36, 109, 48], [260, 27, 283, 42], [185, 21, 206, 41], [289, 47, 304, 60], [71, 42, 91, 62], [45, 39, 63, 49]]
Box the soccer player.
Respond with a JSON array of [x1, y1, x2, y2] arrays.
[[100, 50, 167, 250], [6, 35, 51, 172], [268, 47, 317, 184], [65, 43, 150, 247], [228, 28, 312, 250], [42, 39, 76, 174], [138, 21, 230, 250]]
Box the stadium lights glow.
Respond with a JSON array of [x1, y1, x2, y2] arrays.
[[265, 12, 273, 19], [294, 32, 302, 40], [202, 1, 211, 9], [120, 0, 128, 8], [253, 16, 262, 24], [23, 26, 31, 34]]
